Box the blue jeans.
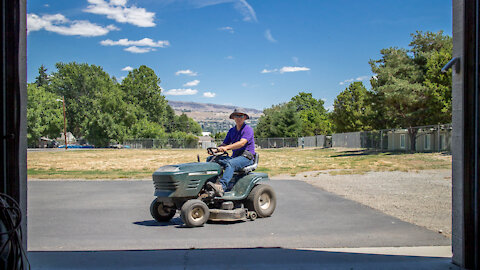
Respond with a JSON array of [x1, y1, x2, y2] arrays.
[[207, 155, 253, 191]]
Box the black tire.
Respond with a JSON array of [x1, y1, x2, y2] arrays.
[[245, 184, 276, 218], [150, 199, 176, 222], [180, 199, 210, 227]]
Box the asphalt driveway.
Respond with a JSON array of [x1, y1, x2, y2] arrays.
[[27, 180, 449, 251]]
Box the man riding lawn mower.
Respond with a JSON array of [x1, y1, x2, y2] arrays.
[[149, 109, 276, 227]]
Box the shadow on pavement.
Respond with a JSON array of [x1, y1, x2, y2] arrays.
[[329, 149, 406, 158], [133, 218, 183, 227], [28, 247, 458, 270], [330, 149, 452, 158], [133, 218, 247, 228]]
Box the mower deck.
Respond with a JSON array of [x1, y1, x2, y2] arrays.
[[208, 208, 247, 222]]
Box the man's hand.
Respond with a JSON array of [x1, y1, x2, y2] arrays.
[[218, 139, 247, 152]]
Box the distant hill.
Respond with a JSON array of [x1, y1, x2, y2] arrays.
[[167, 100, 262, 115], [167, 100, 263, 133]]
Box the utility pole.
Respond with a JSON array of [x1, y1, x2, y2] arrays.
[[63, 96, 67, 149], [57, 97, 68, 149]]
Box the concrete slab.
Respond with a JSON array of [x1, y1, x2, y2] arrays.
[[28, 247, 460, 270], [309, 246, 452, 257]]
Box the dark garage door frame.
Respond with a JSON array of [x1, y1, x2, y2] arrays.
[[455, 0, 480, 268], [0, 0, 27, 245]]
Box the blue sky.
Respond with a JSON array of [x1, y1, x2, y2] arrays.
[[27, 0, 452, 111]]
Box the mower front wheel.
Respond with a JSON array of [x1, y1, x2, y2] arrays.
[[180, 199, 210, 227], [150, 199, 176, 222]]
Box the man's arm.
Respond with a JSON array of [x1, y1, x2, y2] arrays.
[[218, 138, 247, 152]]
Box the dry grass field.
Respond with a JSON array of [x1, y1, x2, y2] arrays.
[[27, 148, 452, 179]]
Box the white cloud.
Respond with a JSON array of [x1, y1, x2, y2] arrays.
[[191, 0, 257, 22], [339, 79, 354, 85], [100, 38, 169, 54], [100, 38, 170, 47], [339, 75, 371, 85], [175, 69, 198, 76], [356, 75, 370, 81], [265, 29, 277, 43], [225, 55, 234, 60], [106, 25, 120, 31], [111, 0, 127, 5], [122, 66, 133, 71], [203, 92, 216, 98], [27, 13, 117, 36], [241, 82, 248, 87], [124, 46, 155, 53], [84, 0, 156, 27], [261, 68, 277, 73], [261, 66, 310, 74], [164, 88, 198, 96], [279, 66, 310, 73], [235, 0, 257, 22], [219, 26, 234, 33], [183, 80, 200, 87]]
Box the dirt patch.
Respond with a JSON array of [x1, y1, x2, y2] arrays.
[[272, 169, 452, 238]]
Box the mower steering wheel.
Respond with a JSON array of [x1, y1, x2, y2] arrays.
[[207, 147, 228, 156]]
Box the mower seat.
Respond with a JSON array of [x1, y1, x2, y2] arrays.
[[240, 153, 259, 174]]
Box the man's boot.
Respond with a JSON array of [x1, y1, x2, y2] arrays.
[[207, 182, 224, 197]]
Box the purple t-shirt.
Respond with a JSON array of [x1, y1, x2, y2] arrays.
[[223, 124, 256, 157]]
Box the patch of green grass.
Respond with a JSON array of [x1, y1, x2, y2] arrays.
[[255, 167, 271, 173]]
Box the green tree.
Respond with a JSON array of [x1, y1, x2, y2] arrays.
[[50, 62, 120, 138], [369, 31, 452, 150], [290, 92, 331, 136], [411, 31, 453, 124], [331, 82, 372, 132], [370, 47, 427, 149], [167, 131, 199, 148], [169, 113, 202, 136], [27, 84, 63, 146], [176, 113, 190, 133], [130, 118, 166, 139], [423, 48, 452, 124], [35, 65, 50, 87], [163, 105, 177, 133], [83, 84, 131, 146], [256, 102, 300, 138], [256, 92, 332, 138], [48, 62, 129, 146], [121, 65, 172, 125], [38, 62, 202, 146], [214, 132, 227, 140], [187, 117, 202, 135]]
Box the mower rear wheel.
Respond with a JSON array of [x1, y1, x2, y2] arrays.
[[246, 184, 276, 218], [180, 199, 210, 227], [150, 199, 176, 222]]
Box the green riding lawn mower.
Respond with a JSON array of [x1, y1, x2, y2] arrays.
[[150, 147, 276, 227]]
